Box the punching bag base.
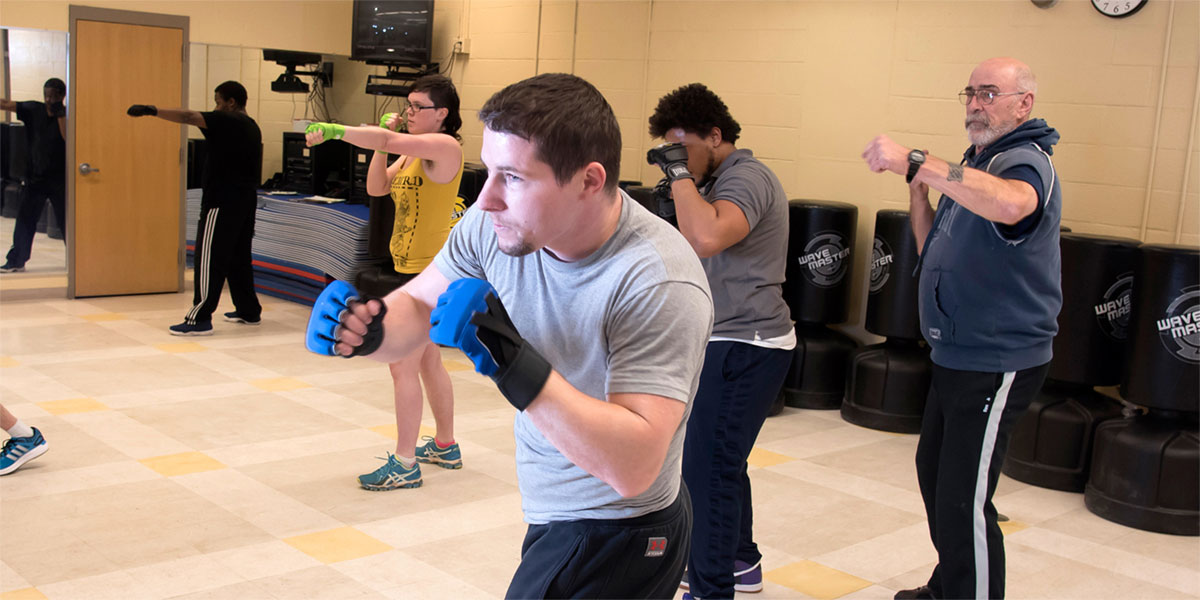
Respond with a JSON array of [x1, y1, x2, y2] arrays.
[[1084, 413, 1199, 536], [783, 388, 844, 411], [841, 340, 931, 434], [1002, 381, 1124, 493]]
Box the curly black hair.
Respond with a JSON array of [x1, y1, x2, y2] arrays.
[[648, 83, 740, 144]]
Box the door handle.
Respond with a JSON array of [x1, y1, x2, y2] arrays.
[[79, 163, 100, 176]]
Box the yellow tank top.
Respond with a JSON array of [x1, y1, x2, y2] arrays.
[[388, 151, 465, 274]]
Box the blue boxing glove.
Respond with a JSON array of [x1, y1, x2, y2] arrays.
[[305, 280, 388, 358], [429, 278, 551, 411]]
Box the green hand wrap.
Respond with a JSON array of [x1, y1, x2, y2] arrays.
[[305, 122, 345, 143], [379, 113, 399, 130]]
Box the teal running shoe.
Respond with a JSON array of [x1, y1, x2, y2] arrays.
[[358, 454, 422, 490], [0, 427, 48, 476], [415, 436, 463, 469]]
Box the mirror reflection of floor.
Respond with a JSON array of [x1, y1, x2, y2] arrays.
[[0, 216, 68, 297]]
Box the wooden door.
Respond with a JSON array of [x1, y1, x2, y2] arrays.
[[69, 9, 187, 297]]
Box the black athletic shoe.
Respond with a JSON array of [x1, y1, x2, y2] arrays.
[[894, 585, 936, 599], [222, 311, 261, 325], [0, 263, 26, 273]]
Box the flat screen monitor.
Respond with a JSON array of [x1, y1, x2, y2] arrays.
[[351, 0, 434, 66]]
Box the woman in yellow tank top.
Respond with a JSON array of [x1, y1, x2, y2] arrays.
[[304, 74, 465, 490]]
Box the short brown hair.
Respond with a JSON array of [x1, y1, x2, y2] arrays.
[[478, 73, 621, 192]]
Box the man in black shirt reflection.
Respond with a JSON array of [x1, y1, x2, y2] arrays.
[[0, 77, 67, 273]]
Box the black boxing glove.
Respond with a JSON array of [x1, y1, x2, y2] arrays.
[[127, 104, 158, 117], [652, 177, 676, 220], [646, 143, 692, 183], [47, 102, 66, 118]]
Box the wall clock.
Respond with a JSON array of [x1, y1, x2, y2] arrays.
[[1092, 0, 1148, 18]]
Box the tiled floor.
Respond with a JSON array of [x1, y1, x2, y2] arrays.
[[1, 217, 1198, 599]]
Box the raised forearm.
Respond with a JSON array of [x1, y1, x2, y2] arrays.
[[365, 150, 392, 197], [525, 375, 683, 498], [912, 155, 1037, 225]]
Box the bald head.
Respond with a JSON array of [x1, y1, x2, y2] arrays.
[[973, 57, 1037, 95]]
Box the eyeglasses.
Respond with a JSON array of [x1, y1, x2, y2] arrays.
[[958, 88, 1026, 105], [406, 103, 439, 113]]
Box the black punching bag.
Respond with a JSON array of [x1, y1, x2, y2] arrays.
[[1120, 244, 1200, 412], [865, 209, 922, 340], [782, 200, 857, 324], [1048, 234, 1139, 386]]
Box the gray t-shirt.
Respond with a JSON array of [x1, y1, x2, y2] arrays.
[[433, 190, 713, 524], [698, 148, 792, 340]]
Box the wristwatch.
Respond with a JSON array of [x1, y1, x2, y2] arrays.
[[906, 149, 926, 183]]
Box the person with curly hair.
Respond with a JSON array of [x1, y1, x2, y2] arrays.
[[647, 83, 793, 600]]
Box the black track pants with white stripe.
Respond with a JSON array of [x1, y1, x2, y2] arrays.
[[915, 362, 1049, 599], [185, 205, 261, 325]]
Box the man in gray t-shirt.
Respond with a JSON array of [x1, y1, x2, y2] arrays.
[[321, 74, 712, 599], [648, 83, 794, 600]]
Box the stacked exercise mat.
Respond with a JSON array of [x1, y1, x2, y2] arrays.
[[186, 189, 370, 305]]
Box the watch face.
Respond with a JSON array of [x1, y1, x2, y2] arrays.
[[1092, 0, 1148, 18], [909, 150, 925, 164]]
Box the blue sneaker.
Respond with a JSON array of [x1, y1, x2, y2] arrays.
[[0, 428, 48, 475], [734, 559, 764, 592], [358, 454, 422, 490], [680, 560, 763, 593], [168, 321, 213, 336], [415, 436, 462, 469]]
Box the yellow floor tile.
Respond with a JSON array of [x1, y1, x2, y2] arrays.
[[37, 397, 109, 415], [252, 377, 311, 392], [442, 359, 474, 372], [748, 446, 796, 468], [80, 313, 127, 322], [369, 424, 397, 440], [366, 424, 435, 441], [1000, 519, 1029, 535], [0, 588, 48, 600], [0, 356, 19, 367], [283, 527, 391, 564], [767, 560, 872, 600], [155, 342, 208, 354], [140, 451, 227, 476]]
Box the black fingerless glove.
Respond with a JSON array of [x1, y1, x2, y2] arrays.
[[127, 104, 158, 117], [647, 142, 692, 183], [470, 292, 552, 411]]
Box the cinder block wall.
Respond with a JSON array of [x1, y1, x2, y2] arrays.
[[4, 0, 1196, 338]]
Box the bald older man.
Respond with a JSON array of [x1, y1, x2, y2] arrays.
[[862, 57, 1063, 599]]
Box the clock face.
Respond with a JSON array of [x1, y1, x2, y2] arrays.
[[1092, 0, 1148, 18]]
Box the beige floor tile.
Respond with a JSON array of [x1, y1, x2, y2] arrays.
[[748, 446, 797, 468], [123, 553, 245, 599], [0, 561, 31, 593], [121, 392, 358, 450], [357, 492, 524, 548], [811, 523, 938, 583], [765, 457, 925, 517], [153, 341, 208, 354], [1009, 527, 1200, 596], [1, 250, 1197, 599], [59, 411, 193, 459], [30, 353, 234, 397], [204, 540, 323, 581], [284, 527, 392, 564], [250, 376, 312, 392], [0, 588, 48, 600], [79, 313, 127, 322], [173, 468, 343, 538]]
